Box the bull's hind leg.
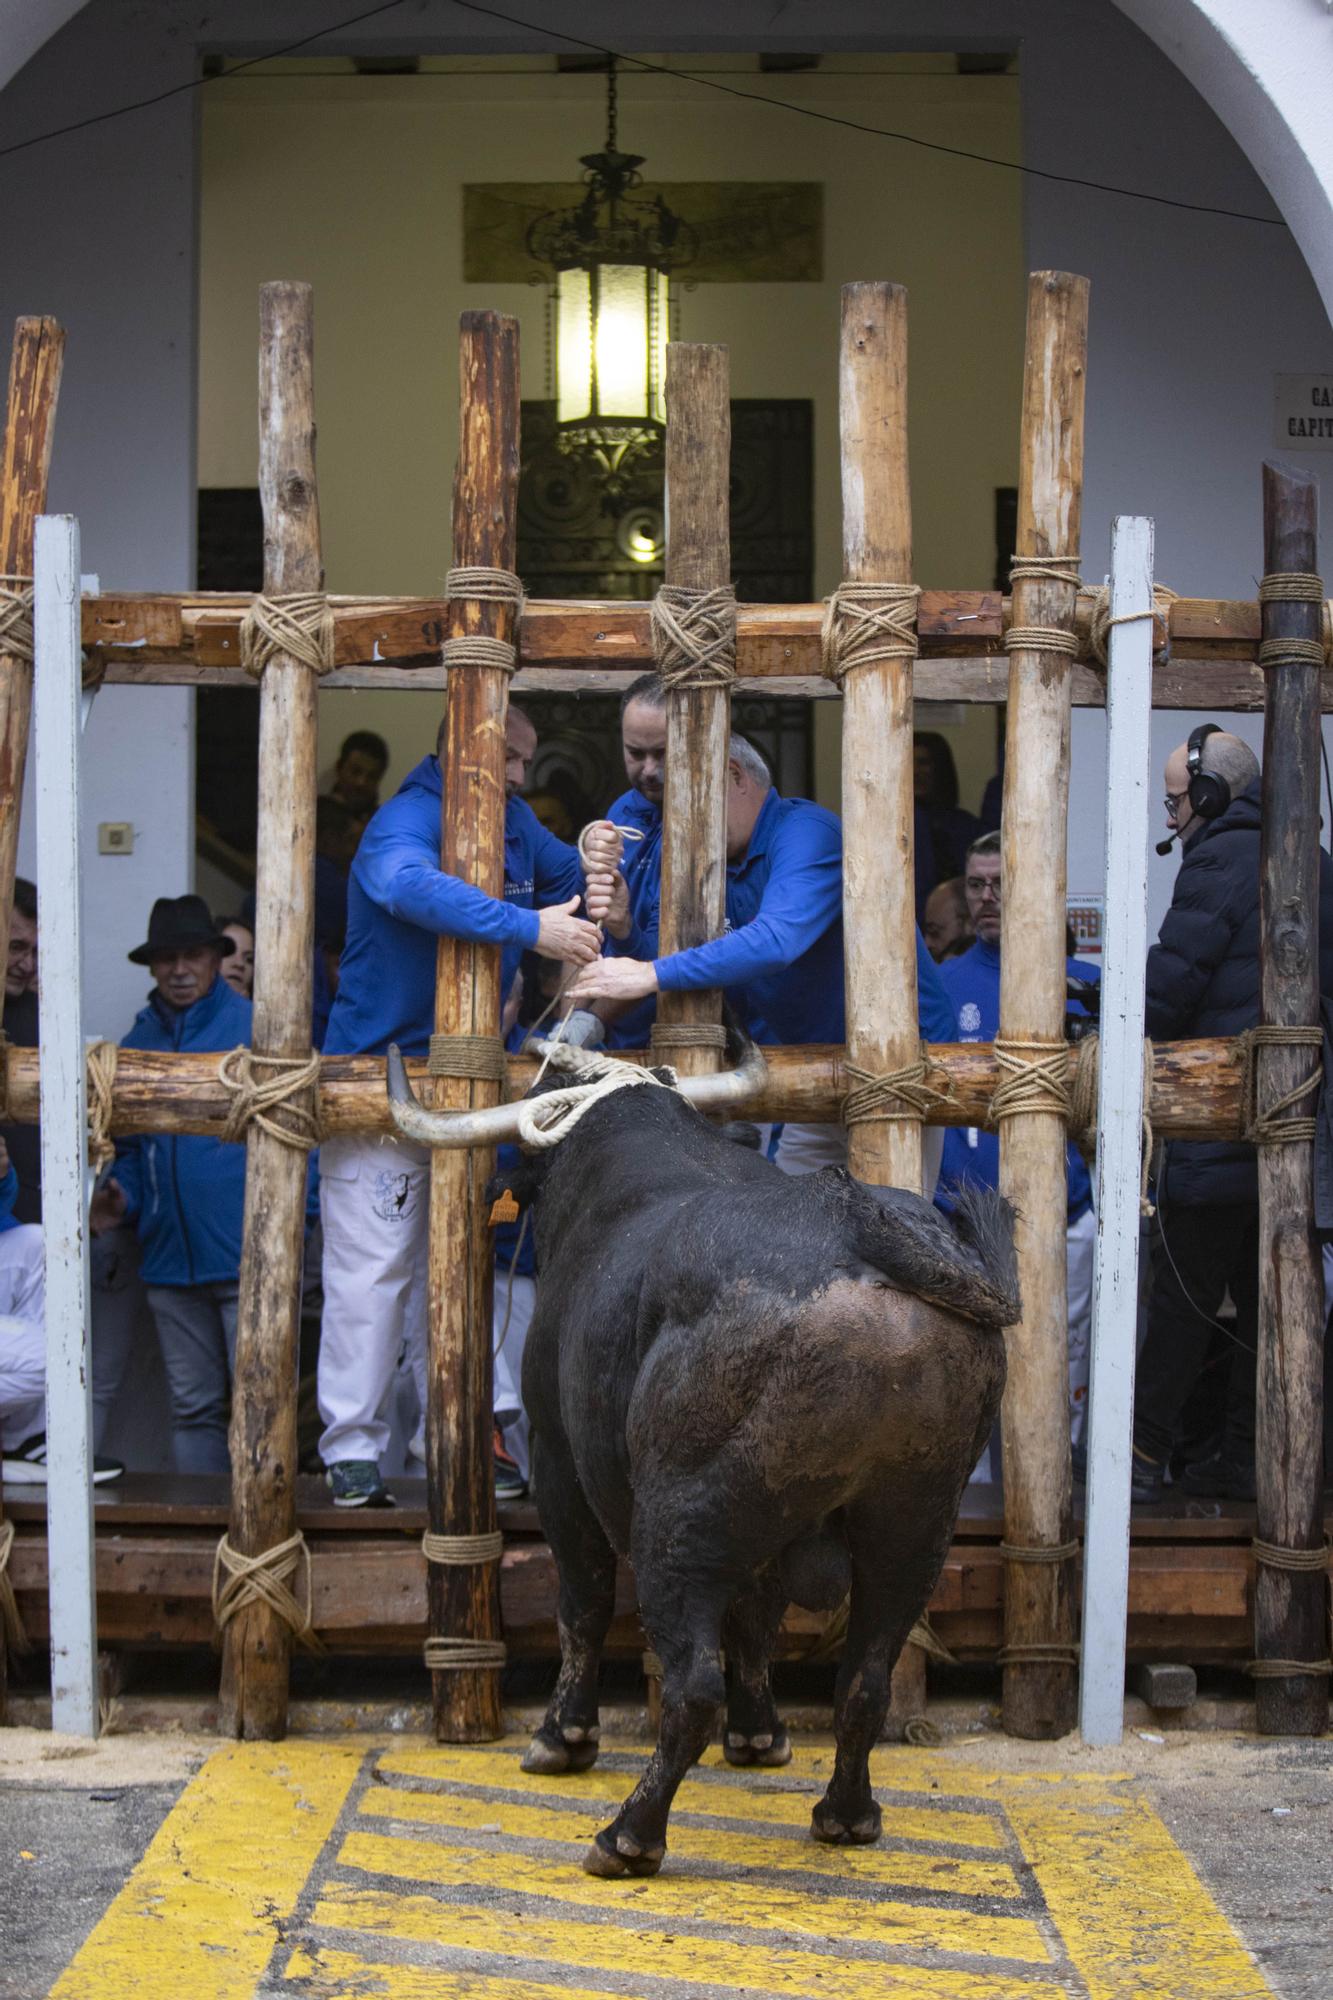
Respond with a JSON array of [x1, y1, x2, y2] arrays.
[[521, 1429, 617, 1777], [722, 1571, 791, 1767], [811, 1500, 950, 1846]]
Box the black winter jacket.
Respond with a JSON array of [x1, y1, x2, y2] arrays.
[[1144, 781, 1333, 1206]]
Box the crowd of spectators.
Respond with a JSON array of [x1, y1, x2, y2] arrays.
[[2, 715, 1324, 1517]]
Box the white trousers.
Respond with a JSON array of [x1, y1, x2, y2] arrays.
[[0, 1224, 46, 1450], [1065, 1205, 1096, 1449], [775, 1120, 944, 1197], [318, 1131, 535, 1471]]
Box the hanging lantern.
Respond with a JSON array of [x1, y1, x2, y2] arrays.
[[528, 62, 694, 493]]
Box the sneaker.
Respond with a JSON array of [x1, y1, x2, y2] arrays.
[[1176, 1448, 1257, 1502], [326, 1459, 395, 1509], [1129, 1447, 1166, 1505], [494, 1425, 526, 1503], [1, 1434, 124, 1486]]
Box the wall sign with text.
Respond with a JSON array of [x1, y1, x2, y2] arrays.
[[1274, 374, 1333, 449]]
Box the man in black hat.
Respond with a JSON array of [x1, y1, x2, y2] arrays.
[[90, 896, 261, 1476]]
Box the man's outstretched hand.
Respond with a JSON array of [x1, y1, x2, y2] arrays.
[[567, 956, 659, 1004], [535, 897, 602, 965]]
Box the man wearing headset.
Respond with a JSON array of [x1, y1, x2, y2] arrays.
[[1130, 723, 1333, 1502]]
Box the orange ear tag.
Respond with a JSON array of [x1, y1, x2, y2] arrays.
[[488, 1188, 520, 1226]]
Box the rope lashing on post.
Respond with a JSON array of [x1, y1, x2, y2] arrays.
[[650, 1023, 728, 1053], [651, 582, 738, 689], [842, 1048, 954, 1128], [427, 1033, 507, 1081], [999, 1540, 1080, 1564], [0, 1519, 31, 1654], [1008, 555, 1084, 591], [423, 1636, 508, 1671], [1087, 584, 1178, 666], [1251, 1536, 1331, 1573], [85, 1040, 119, 1174], [239, 593, 335, 678], [1234, 1025, 1323, 1146], [217, 1047, 322, 1151], [1245, 1658, 1333, 1679], [819, 581, 920, 688], [212, 1530, 325, 1653], [0, 575, 35, 663], [441, 565, 525, 675], [422, 1530, 504, 1565], [1257, 570, 1328, 668], [1004, 626, 1080, 659], [989, 1039, 1072, 1123], [1005, 553, 1082, 659], [997, 1642, 1081, 1666], [1067, 1034, 1157, 1216]]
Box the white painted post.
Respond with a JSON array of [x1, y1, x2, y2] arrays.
[[1079, 515, 1155, 1747], [34, 514, 99, 1737]]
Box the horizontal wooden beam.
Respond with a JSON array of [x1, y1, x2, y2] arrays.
[[4, 1036, 1239, 1139], [80, 591, 1333, 708]]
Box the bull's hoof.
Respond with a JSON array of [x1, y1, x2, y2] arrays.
[[521, 1727, 600, 1776], [811, 1800, 882, 1846], [583, 1829, 665, 1879], [723, 1726, 793, 1768]]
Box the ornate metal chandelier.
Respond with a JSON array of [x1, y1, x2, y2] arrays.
[[528, 61, 695, 500]]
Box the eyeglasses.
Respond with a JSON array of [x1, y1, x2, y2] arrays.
[[1163, 790, 1188, 819], [964, 875, 1002, 900]]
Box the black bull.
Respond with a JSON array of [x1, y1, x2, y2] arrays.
[[391, 1050, 1020, 1878]]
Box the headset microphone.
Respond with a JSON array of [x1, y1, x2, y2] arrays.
[[1155, 829, 1180, 857]]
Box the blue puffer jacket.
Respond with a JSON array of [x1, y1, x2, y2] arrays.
[[1146, 781, 1333, 1205], [111, 976, 255, 1287], [0, 1161, 19, 1232], [325, 755, 582, 1058]]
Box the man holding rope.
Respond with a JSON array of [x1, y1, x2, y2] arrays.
[[317, 704, 599, 1508]]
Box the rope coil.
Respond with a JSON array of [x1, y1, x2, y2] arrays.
[[212, 1530, 324, 1652], [1257, 636, 1326, 668], [422, 1530, 504, 1565], [989, 1039, 1071, 1123], [1252, 1537, 1331, 1574], [1245, 1658, 1332, 1679], [217, 1047, 321, 1151], [446, 566, 524, 608], [1004, 625, 1080, 658], [842, 1050, 954, 1128], [239, 593, 334, 678], [649, 1022, 727, 1053], [423, 1635, 507, 1671], [651, 583, 737, 689], [1235, 1025, 1323, 1146], [819, 581, 920, 689], [427, 1033, 507, 1081], [0, 1519, 31, 1655], [0, 575, 34, 665], [1258, 572, 1325, 604], [440, 635, 519, 674], [1088, 584, 1178, 666], [86, 1040, 118, 1174], [999, 1540, 1080, 1565], [998, 1642, 1080, 1666], [1009, 555, 1083, 591]]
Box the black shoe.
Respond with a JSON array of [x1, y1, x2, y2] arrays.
[[1176, 1448, 1256, 1502], [1, 1433, 125, 1485], [1129, 1448, 1165, 1504]]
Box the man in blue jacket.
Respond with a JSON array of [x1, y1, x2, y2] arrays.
[[90, 896, 255, 1476], [317, 705, 600, 1507], [573, 715, 958, 1179], [933, 831, 1100, 1463]]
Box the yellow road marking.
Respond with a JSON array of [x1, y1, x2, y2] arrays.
[[376, 1745, 1008, 1850], [48, 1742, 362, 2000], [1006, 1791, 1275, 2000], [358, 1780, 1024, 1899], [336, 1827, 1052, 1963], [305, 1885, 1061, 2000], [283, 1944, 651, 2000]]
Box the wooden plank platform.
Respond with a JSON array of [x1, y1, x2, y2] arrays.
[[5, 1476, 1314, 1669]]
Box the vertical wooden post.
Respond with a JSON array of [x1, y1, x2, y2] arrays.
[[998, 272, 1089, 1740], [654, 344, 731, 1079], [0, 315, 64, 1723], [218, 283, 324, 1739], [838, 282, 921, 1197], [428, 311, 519, 1742], [34, 513, 98, 1737], [1252, 462, 1329, 1736], [1079, 514, 1154, 1748]]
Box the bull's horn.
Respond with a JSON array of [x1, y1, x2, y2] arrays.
[[675, 1039, 769, 1112], [385, 1043, 526, 1148]]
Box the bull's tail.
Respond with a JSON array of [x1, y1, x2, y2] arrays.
[[842, 1178, 1022, 1332]]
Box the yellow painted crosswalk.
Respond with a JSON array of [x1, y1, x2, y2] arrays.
[[50, 1734, 1278, 2000]]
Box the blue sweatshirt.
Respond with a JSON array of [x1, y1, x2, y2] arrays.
[[324, 754, 582, 1058], [934, 936, 1097, 1224], [601, 786, 666, 1048], [112, 976, 256, 1287], [627, 787, 956, 1047], [0, 1162, 19, 1233]]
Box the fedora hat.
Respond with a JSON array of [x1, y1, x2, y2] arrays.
[[128, 895, 235, 966]]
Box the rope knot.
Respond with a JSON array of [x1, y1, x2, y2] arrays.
[[0, 575, 35, 665], [212, 1531, 324, 1652], [86, 1040, 118, 1174], [1234, 1025, 1323, 1147], [1087, 584, 1178, 666], [842, 1047, 953, 1127], [989, 1039, 1071, 1123], [217, 1047, 322, 1151], [651, 583, 737, 689], [239, 593, 334, 678], [820, 581, 919, 688]]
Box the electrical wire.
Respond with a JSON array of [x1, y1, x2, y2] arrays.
[[0, 0, 1286, 229]]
